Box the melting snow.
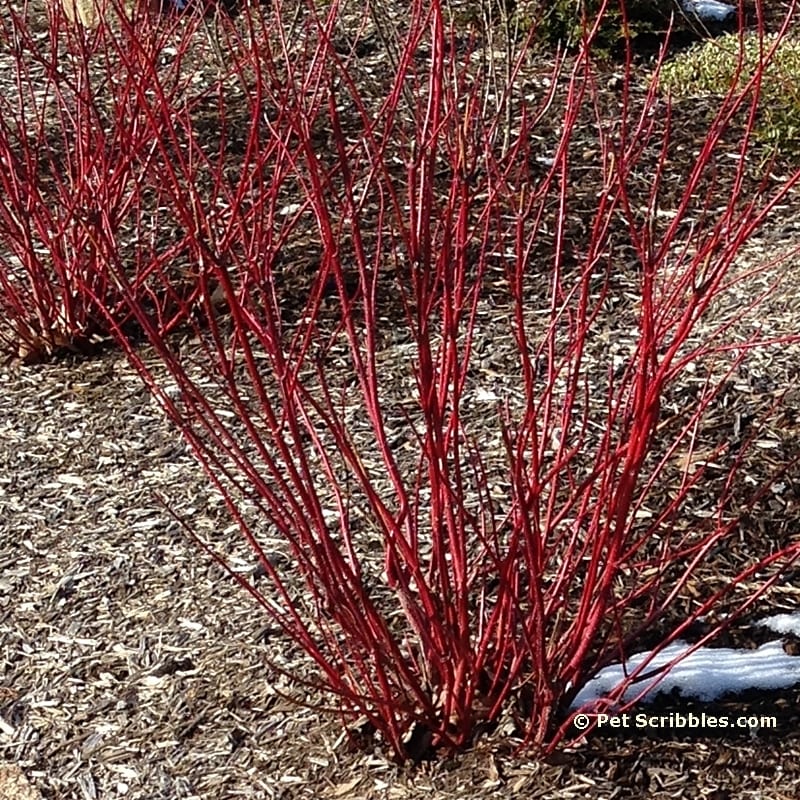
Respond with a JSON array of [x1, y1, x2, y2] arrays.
[[572, 612, 800, 709]]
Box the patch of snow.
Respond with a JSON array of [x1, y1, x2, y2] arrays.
[[572, 637, 800, 710], [757, 611, 800, 636], [680, 0, 736, 23]]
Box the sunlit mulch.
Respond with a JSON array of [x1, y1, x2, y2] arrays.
[[4, 1, 800, 798], [3, 217, 800, 797]]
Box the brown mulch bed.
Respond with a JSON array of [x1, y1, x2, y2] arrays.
[[3, 227, 800, 799], [4, 2, 800, 798]]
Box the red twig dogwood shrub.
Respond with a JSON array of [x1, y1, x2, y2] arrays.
[[86, 0, 800, 758], [0, 0, 223, 363]]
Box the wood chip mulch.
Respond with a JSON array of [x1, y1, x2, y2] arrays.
[[3, 224, 800, 799], [4, 2, 800, 798]]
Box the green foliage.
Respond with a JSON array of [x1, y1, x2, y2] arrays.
[[525, 0, 666, 56], [657, 33, 800, 156], [448, 0, 674, 59]]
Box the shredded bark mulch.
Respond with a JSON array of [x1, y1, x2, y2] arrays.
[[3, 224, 800, 799], [3, 2, 800, 798]]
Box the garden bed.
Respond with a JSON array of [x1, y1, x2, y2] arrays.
[[3, 0, 800, 796]]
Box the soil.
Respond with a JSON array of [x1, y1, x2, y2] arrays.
[[3, 1, 800, 798]]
